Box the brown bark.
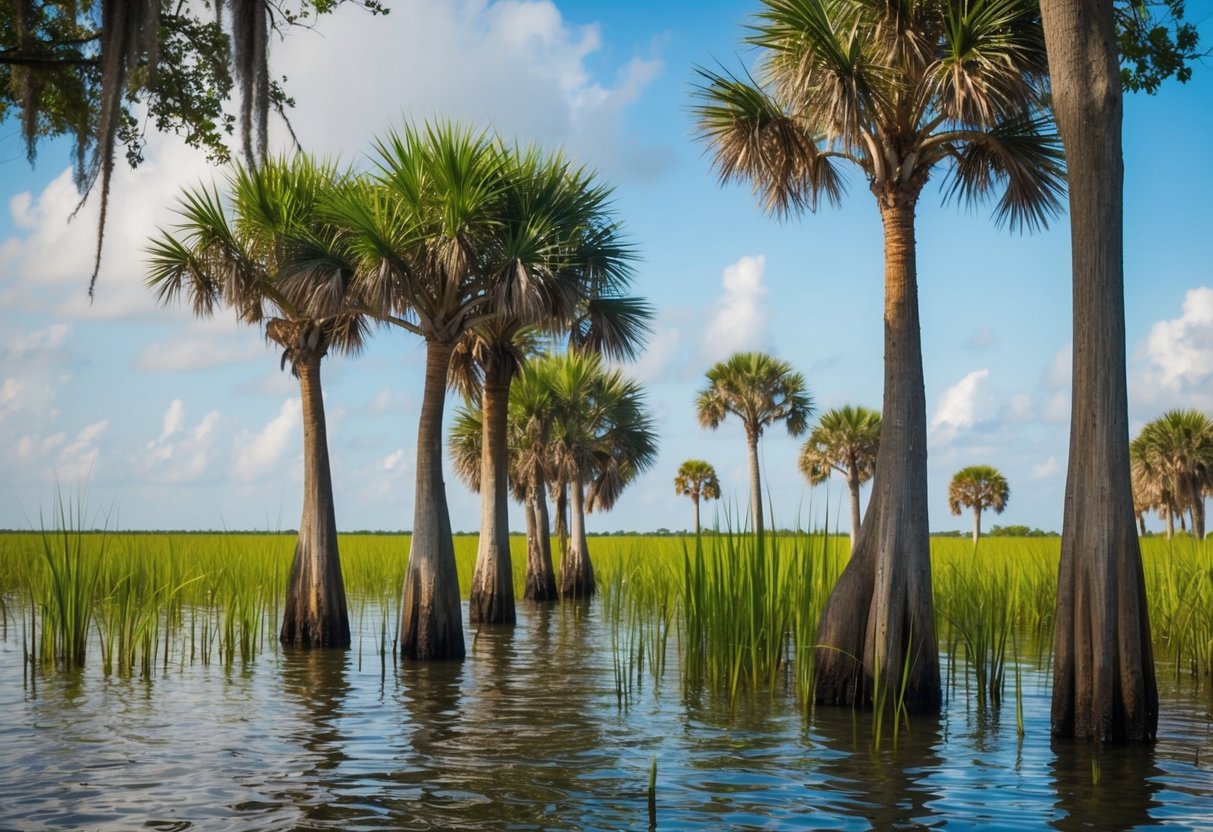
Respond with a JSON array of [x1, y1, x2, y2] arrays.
[[1042, 0, 1157, 742], [746, 427, 764, 543], [560, 475, 595, 598], [468, 356, 517, 625], [278, 349, 350, 647], [524, 469, 559, 602], [813, 195, 941, 713], [399, 339, 466, 660]]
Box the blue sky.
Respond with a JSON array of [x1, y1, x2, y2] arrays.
[[1, 0, 1211, 535]]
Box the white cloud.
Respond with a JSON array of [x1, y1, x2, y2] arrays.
[[160, 399, 186, 440], [1133, 287, 1213, 407], [137, 400, 220, 485], [381, 449, 408, 472], [57, 420, 108, 482], [272, 0, 668, 180], [7, 323, 70, 358], [1044, 344, 1072, 391], [931, 369, 991, 443], [134, 327, 266, 372], [1032, 456, 1060, 478], [702, 255, 770, 363], [232, 399, 301, 482]]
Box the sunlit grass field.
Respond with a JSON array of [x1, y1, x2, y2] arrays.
[[1, 523, 1208, 702]]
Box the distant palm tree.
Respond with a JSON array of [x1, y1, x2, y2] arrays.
[[147, 155, 366, 648], [695, 352, 812, 544], [1131, 410, 1213, 539], [546, 351, 658, 598], [675, 459, 721, 536], [799, 406, 881, 551], [947, 465, 1010, 544], [693, 0, 1064, 711]]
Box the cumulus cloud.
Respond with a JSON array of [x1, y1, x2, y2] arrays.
[[231, 399, 300, 482], [7, 323, 70, 358], [702, 255, 770, 363], [1133, 287, 1213, 408], [272, 0, 669, 180], [57, 420, 108, 482], [140, 400, 220, 484], [931, 369, 991, 443], [1033, 456, 1060, 478]]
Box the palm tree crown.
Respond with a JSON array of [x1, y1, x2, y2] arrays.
[[1131, 409, 1213, 538], [948, 464, 1010, 543], [675, 459, 722, 536], [799, 405, 881, 549], [696, 351, 812, 542]]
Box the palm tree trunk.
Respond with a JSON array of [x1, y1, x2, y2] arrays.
[[1194, 497, 1206, 540], [972, 507, 982, 545], [280, 353, 350, 647], [399, 338, 465, 660], [846, 463, 861, 552], [1136, 512, 1146, 537], [560, 475, 595, 598], [693, 494, 701, 537], [746, 427, 764, 544], [555, 482, 569, 561], [814, 193, 940, 713], [468, 356, 516, 625], [1165, 506, 1174, 539], [1042, 0, 1157, 742], [524, 470, 558, 602]]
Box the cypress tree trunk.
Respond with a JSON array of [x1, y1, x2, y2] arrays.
[[524, 469, 558, 602], [813, 194, 941, 713], [746, 427, 763, 543], [1042, 0, 1157, 742], [399, 338, 465, 660], [468, 356, 516, 625], [560, 475, 595, 598], [279, 350, 350, 647]]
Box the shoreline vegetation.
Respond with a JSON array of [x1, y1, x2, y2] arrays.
[[3, 526, 1208, 707]]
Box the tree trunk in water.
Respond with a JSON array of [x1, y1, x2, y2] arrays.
[[560, 475, 595, 598], [972, 508, 982, 546], [846, 463, 861, 552], [1042, 0, 1157, 742], [813, 195, 940, 713], [399, 339, 465, 660], [746, 428, 764, 544], [468, 357, 516, 625], [524, 470, 558, 602], [555, 483, 569, 562], [280, 353, 350, 647]]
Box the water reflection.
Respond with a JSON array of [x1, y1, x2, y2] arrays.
[[1049, 740, 1163, 831]]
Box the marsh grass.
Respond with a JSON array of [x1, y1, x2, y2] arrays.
[[1, 522, 1208, 702]]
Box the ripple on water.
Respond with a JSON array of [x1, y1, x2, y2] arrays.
[[0, 604, 1210, 830]]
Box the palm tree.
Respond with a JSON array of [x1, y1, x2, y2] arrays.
[[329, 123, 599, 659], [799, 405, 880, 551], [947, 465, 1010, 544], [446, 149, 647, 626], [146, 155, 365, 648], [1131, 430, 1179, 539], [1132, 410, 1213, 539], [695, 352, 812, 544], [694, 0, 1064, 712], [674, 459, 722, 536], [545, 351, 658, 598]]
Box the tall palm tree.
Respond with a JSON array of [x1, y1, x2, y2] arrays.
[[146, 155, 365, 648], [546, 351, 658, 598], [1132, 410, 1213, 539], [446, 149, 647, 627], [696, 352, 811, 545], [694, 0, 1065, 712], [799, 405, 880, 551], [947, 465, 1010, 544], [675, 459, 722, 537], [1130, 430, 1178, 539], [329, 123, 594, 659]]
